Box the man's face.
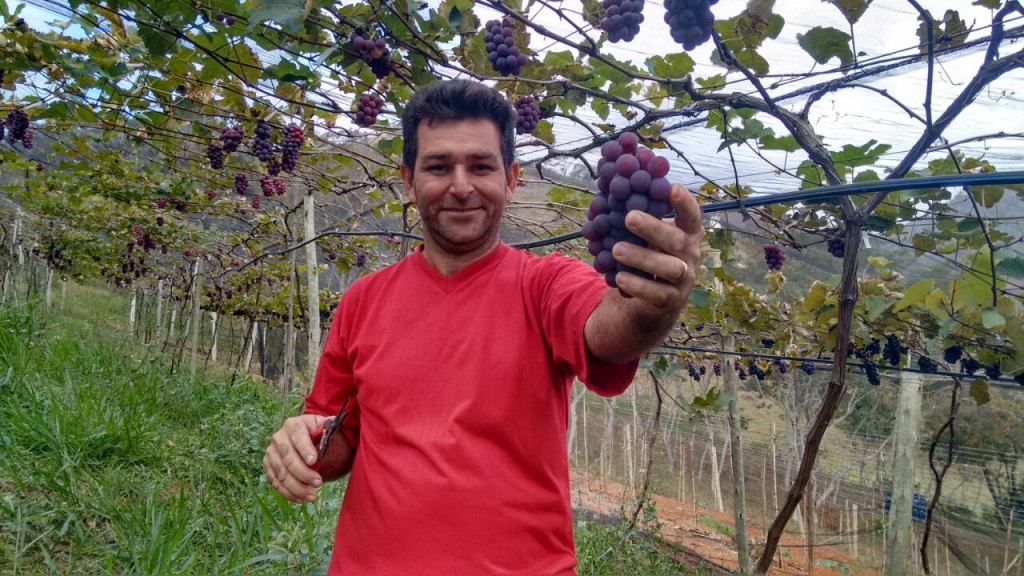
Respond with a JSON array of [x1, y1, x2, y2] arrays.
[[401, 118, 518, 256]]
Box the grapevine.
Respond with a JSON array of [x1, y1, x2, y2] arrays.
[[483, 18, 527, 76], [582, 131, 672, 287], [513, 96, 541, 135], [601, 0, 645, 43]]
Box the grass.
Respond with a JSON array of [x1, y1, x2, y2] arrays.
[[0, 289, 701, 575]]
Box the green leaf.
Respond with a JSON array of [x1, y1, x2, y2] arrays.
[[796, 27, 854, 67], [824, 0, 873, 24], [137, 25, 179, 57], [893, 280, 934, 312], [996, 257, 1024, 279], [973, 0, 1001, 7], [533, 120, 554, 145], [956, 218, 982, 233], [645, 53, 695, 78], [759, 134, 799, 152], [689, 287, 711, 308], [865, 295, 886, 321], [982, 307, 1006, 329], [969, 379, 990, 406], [592, 98, 609, 121], [249, 0, 306, 33]]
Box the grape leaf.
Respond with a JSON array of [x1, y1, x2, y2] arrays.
[[996, 257, 1024, 279], [796, 27, 854, 68], [249, 0, 306, 33], [982, 307, 1006, 329], [823, 0, 873, 24], [645, 53, 695, 79], [972, 0, 1001, 7]]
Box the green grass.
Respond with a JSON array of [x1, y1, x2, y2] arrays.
[[0, 292, 702, 575]]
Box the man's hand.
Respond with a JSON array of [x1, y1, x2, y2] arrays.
[[612, 183, 703, 307], [263, 414, 330, 503], [585, 183, 703, 364]]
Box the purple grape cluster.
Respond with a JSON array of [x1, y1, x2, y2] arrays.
[[664, 0, 718, 51], [351, 29, 392, 79], [772, 358, 789, 374], [917, 356, 938, 373], [943, 345, 962, 364], [281, 123, 304, 173], [259, 175, 286, 197], [583, 132, 672, 287], [234, 172, 249, 195], [763, 244, 785, 272], [747, 360, 766, 381], [863, 360, 880, 386], [20, 129, 32, 149], [356, 253, 367, 267], [713, 362, 721, 376], [513, 95, 540, 135], [883, 334, 904, 366], [207, 142, 224, 169], [484, 18, 527, 76], [827, 236, 845, 258], [267, 156, 281, 176], [5, 109, 29, 143], [601, 0, 645, 43], [252, 120, 275, 162], [355, 94, 384, 128], [220, 125, 244, 152], [798, 362, 816, 375], [251, 195, 261, 209]]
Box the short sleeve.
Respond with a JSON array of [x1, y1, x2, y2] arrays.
[[304, 293, 361, 447], [533, 252, 638, 397]]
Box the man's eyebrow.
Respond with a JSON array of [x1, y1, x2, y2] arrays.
[[419, 151, 499, 162]]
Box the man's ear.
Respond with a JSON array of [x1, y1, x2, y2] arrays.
[[400, 163, 416, 203], [505, 160, 519, 201]]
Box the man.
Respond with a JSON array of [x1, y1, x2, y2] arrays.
[[263, 79, 703, 575]]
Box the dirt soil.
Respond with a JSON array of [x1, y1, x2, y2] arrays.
[[570, 471, 881, 576]]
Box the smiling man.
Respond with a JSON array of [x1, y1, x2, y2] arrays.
[[263, 79, 704, 575]]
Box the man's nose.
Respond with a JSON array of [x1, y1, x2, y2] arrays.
[[449, 165, 473, 198]]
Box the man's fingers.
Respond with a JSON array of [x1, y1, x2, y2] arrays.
[[263, 415, 325, 502], [669, 184, 703, 236]]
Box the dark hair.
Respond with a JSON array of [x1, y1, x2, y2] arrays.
[[401, 79, 516, 173]]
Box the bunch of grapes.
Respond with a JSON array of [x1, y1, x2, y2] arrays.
[[6, 109, 29, 143], [513, 95, 541, 135], [712, 362, 722, 376], [483, 18, 527, 76], [747, 360, 766, 382], [20, 129, 32, 148], [220, 125, 244, 152], [234, 172, 249, 195], [694, 322, 704, 331], [582, 131, 672, 287], [763, 244, 785, 272], [984, 363, 1001, 380], [267, 156, 281, 176], [281, 123, 304, 173], [350, 29, 392, 79], [664, 0, 718, 51], [916, 356, 938, 373], [827, 236, 845, 258], [863, 359, 881, 386], [259, 175, 275, 197], [356, 253, 367, 267], [863, 337, 881, 358], [601, 0, 645, 43], [798, 362, 816, 376], [251, 195, 261, 209], [355, 93, 384, 128], [252, 120, 275, 162], [883, 334, 904, 366], [943, 344, 963, 364], [207, 142, 224, 169], [272, 177, 286, 196], [772, 358, 789, 374], [214, 12, 235, 26], [761, 337, 775, 348], [686, 361, 701, 382], [156, 215, 164, 227], [737, 365, 748, 380]]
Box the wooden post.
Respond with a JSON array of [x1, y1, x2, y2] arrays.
[[724, 333, 750, 574], [189, 258, 203, 376], [244, 320, 258, 374], [884, 365, 923, 576], [156, 279, 164, 339], [852, 502, 859, 558], [209, 311, 218, 363], [771, 420, 780, 514], [129, 288, 137, 334], [169, 308, 177, 341], [303, 193, 321, 388], [44, 267, 53, 307]]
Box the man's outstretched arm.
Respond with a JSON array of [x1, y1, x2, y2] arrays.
[[585, 184, 704, 364]]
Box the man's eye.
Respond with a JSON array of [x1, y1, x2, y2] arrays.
[[426, 165, 447, 172]]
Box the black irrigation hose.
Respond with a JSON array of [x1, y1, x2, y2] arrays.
[[510, 170, 1024, 249], [657, 343, 1024, 390]]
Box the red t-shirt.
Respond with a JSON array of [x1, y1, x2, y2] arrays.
[[304, 243, 638, 575]]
